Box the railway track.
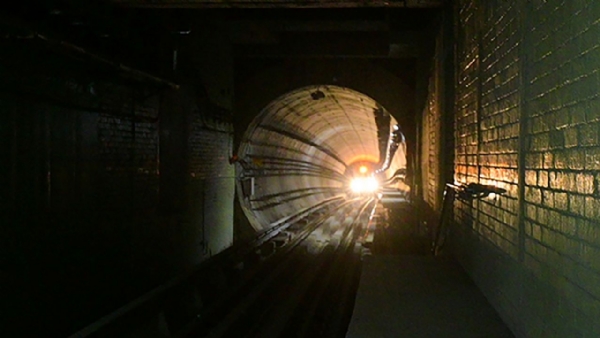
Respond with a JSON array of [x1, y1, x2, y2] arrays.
[[69, 197, 377, 338], [182, 197, 375, 338]]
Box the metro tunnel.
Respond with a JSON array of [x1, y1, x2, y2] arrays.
[[2, 1, 600, 337], [236, 85, 407, 233]]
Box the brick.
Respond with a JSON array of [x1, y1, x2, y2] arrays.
[[526, 186, 543, 205], [526, 170, 538, 186], [526, 153, 543, 169], [530, 116, 543, 134], [569, 194, 586, 215], [570, 149, 587, 170], [554, 149, 585, 170], [579, 123, 599, 146], [538, 171, 549, 188], [542, 227, 556, 248], [526, 203, 538, 220], [584, 196, 600, 219], [537, 207, 549, 225], [524, 248, 543, 277], [549, 171, 568, 191], [559, 216, 578, 238], [567, 172, 579, 192], [543, 152, 554, 169], [576, 173, 595, 195], [555, 192, 569, 211], [549, 129, 565, 149], [532, 223, 543, 241], [505, 169, 519, 184], [564, 127, 579, 148], [585, 148, 600, 170], [543, 189, 555, 208], [529, 133, 550, 151]]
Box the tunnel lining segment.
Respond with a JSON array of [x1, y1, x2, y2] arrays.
[[257, 124, 348, 167]]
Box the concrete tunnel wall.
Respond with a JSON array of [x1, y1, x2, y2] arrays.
[[234, 58, 417, 236], [421, 1, 600, 336], [237, 85, 406, 231]]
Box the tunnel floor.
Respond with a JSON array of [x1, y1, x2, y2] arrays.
[[67, 202, 516, 338], [345, 203, 514, 338], [346, 255, 514, 338]]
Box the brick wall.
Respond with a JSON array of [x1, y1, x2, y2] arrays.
[[420, 33, 443, 211], [0, 56, 162, 213], [188, 111, 235, 256], [449, 0, 600, 336], [0, 73, 163, 336], [0, 44, 235, 336], [96, 86, 160, 210], [419, 13, 454, 225]]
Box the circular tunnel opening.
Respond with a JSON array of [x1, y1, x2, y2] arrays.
[[235, 85, 408, 232]]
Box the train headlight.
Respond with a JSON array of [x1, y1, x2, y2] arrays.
[[350, 176, 379, 194]]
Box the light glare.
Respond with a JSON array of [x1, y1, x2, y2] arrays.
[[350, 176, 379, 193]]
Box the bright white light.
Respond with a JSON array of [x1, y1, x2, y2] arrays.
[[350, 176, 379, 194]]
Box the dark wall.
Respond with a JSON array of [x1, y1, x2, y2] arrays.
[[0, 41, 234, 336]]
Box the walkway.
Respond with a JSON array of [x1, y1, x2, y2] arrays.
[[346, 255, 514, 338]]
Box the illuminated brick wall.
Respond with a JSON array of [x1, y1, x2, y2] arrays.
[[450, 0, 600, 336], [420, 33, 443, 212]]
